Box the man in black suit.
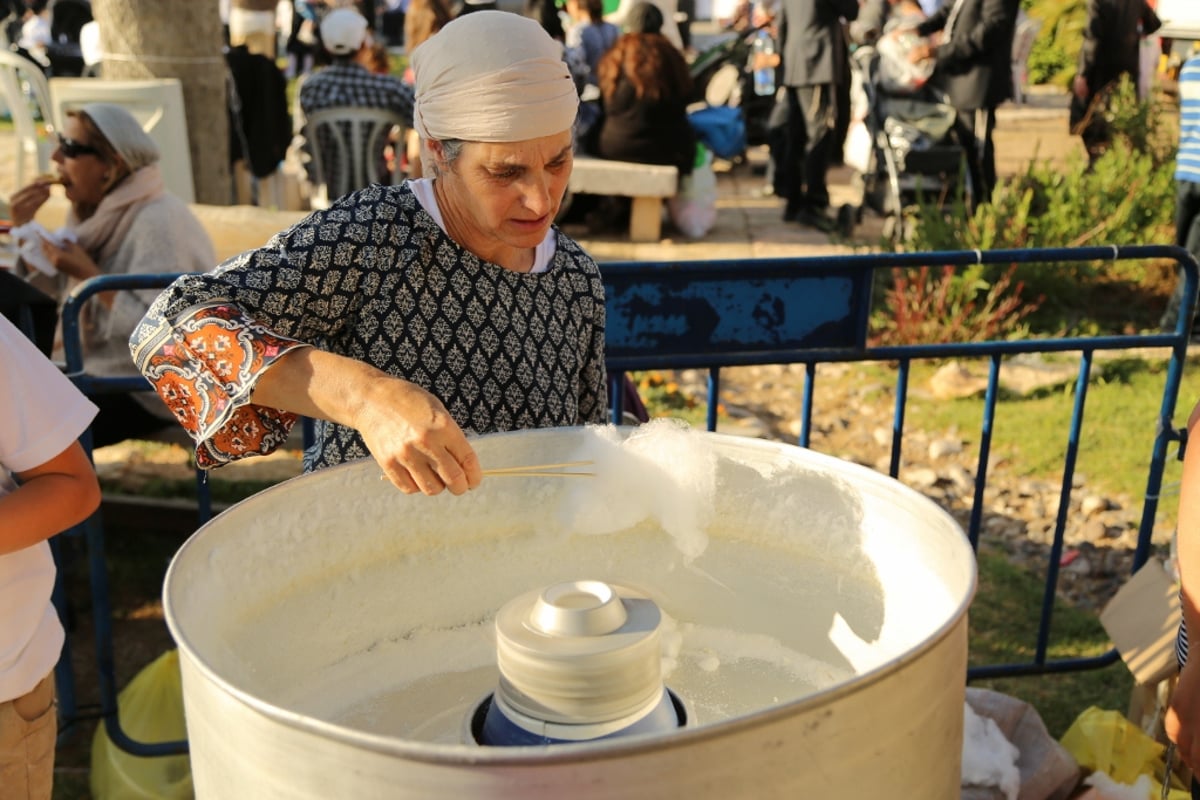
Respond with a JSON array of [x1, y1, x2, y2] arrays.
[[1072, 0, 1160, 163], [913, 0, 1020, 204], [776, 0, 858, 230]]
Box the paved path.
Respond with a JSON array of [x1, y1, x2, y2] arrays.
[[568, 92, 1081, 262]]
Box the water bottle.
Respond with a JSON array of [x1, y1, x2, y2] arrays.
[[752, 30, 776, 97]]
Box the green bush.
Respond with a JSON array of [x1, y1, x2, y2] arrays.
[[882, 78, 1177, 338], [1026, 30, 1076, 87], [1026, 0, 1086, 88]]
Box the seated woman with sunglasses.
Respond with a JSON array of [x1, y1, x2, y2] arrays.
[[7, 103, 215, 448]]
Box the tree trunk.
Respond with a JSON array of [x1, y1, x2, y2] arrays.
[[91, 0, 230, 205]]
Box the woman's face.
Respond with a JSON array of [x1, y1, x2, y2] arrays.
[[52, 116, 113, 209], [437, 131, 574, 260]]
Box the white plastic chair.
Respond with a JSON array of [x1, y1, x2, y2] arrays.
[[0, 50, 55, 188], [48, 76, 195, 203], [304, 106, 407, 210]]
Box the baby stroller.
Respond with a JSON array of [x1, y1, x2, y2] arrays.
[[688, 24, 776, 150], [843, 40, 973, 244]]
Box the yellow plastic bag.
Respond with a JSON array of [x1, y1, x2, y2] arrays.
[[90, 649, 192, 800], [1060, 706, 1188, 799]]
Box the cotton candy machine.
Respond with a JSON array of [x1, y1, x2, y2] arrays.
[[164, 424, 976, 799]]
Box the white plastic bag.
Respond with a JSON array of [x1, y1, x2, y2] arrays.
[[878, 29, 935, 94], [668, 147, 717, 239], [11, 221, 76, 277], [844, 119, 873, 175]]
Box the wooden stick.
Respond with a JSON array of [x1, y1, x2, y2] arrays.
[[379, 461, 595, 481], [483, 471, 595, 478], [481, 460, 593, 475]]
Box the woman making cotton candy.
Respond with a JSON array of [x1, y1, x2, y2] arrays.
[[130, 11, 608, 498], [6, 103, 214, 447]]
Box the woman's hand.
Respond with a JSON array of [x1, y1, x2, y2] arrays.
[[41, 238, 98, 281], [354, 375, 484, 496], [250, 348, 484, 497], [8, 179, 52, 226], [43, 238, 116, 308]]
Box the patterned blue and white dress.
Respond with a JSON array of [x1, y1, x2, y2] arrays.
[[129, 182, 608, 471]]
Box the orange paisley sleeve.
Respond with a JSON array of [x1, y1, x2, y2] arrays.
[[135, 303, 310, 468]]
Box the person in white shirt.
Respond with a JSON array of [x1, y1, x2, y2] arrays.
[[0, 313, 101, 800], [17, 0, 51, 67]]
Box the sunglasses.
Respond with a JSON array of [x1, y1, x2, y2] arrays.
[[56, 133, 100, 159]]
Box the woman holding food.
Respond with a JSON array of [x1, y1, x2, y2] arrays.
[[7, 103, 215, 447], [130, 11, 608, 498]]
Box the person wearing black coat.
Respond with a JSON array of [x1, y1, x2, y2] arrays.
[[913, 0, 1020, 203], [775, 0, 858, 231], [1071, 0, 1161, 163], [226, 44, 293, 181]]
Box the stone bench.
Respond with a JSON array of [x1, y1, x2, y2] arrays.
[[568, 155, 679, 242]]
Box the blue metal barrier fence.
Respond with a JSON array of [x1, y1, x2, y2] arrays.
[[50, 244, 1199, 756]]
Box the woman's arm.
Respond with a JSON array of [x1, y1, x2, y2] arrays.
[[129, 200, 367, 466], [1167, 400, 1200, 770], [251, 347, 482, 495], [130, 190, 482, 494]]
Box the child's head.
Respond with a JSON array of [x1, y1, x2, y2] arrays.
[[357, 39, 391, 74]]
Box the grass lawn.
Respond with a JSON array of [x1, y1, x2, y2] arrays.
[[969, 545, 1135, 737], [838, 352, 1200, 533]]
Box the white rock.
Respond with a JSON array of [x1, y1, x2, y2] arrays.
[[930, 361, 988, 399], [945, 464, 975, 492], [1080, 495, 1109, 516], [901, 467, 939, 489], [929, 437, 963, 459]]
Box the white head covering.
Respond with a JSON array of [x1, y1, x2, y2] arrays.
[[412, 10, 578, 143], [320, 7, 369, 55], [80, 103, 160, 170]]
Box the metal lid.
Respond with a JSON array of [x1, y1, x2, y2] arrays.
[[494, 580, 664, 725]]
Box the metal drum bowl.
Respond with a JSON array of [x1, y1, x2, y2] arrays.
[[164, 425, 976, 799]]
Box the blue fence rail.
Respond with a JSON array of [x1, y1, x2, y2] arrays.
[[44, 243, 1199, 757]]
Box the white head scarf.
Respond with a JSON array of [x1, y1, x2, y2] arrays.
[[412, 10, 578, 143], [80, 103, 160, 170]]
